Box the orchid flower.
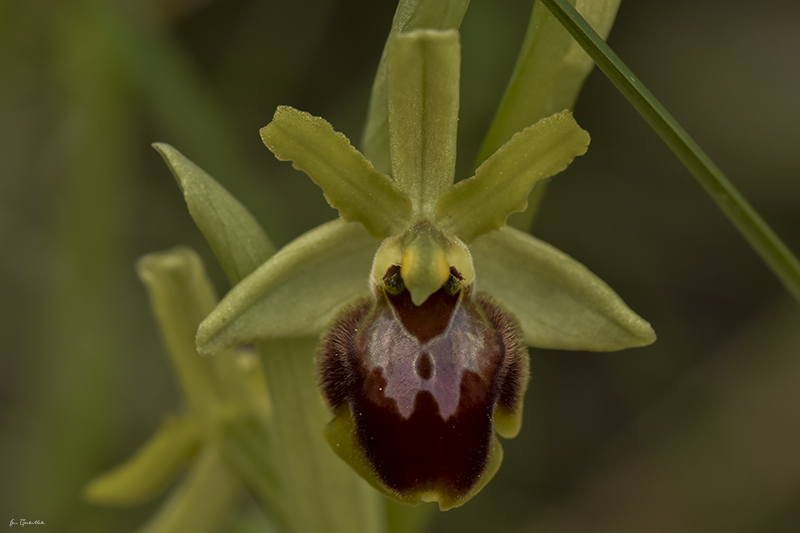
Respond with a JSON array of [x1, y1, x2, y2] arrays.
[[178, 29, 654, 510]]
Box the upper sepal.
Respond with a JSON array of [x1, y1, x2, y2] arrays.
[[388, 30, 460, 217]]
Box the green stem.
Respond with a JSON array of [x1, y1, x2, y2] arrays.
[[540, 0, 800, 303]]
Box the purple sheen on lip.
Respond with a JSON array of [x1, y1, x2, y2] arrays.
[[317, 278, 528, 507]]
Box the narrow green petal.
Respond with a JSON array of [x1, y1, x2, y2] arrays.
[[471, 226, 656, 351], [388, 30, 460, 217], [261, 106, 411, 239], [83, 415, 201, 506], [437, 111, 589, 243], [479, 0, 620, 232], [136, 445, 241, 533], [152, 143, 275, 286], [137, 247, 225, 411], [197, 220, 379, 355], [477, 0, 619, 166], [361, 0, 470, 174]]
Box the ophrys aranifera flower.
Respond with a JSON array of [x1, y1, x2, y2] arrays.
[[194, 29, 655, 510]]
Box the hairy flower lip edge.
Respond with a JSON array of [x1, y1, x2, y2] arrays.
[[323, 406, 505, 512], [316, 262, 530, 509]]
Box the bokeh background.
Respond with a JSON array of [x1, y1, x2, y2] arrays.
[[1, 0, 799, 531]]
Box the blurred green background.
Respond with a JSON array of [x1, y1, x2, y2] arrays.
[[1, 0, 799, 531]]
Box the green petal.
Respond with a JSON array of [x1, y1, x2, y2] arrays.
[[471, 226, 656, 350], [261, 106, 411, 239], [476, 0, 620, 166], [152, 143, 275, 285], [437, 111, 590, 243], [83, 415, 201, 506], [136, 445, 241, 533], [388, 30, 460, 217], [137, 247, 225, 411], [197, 220, 380, 355], [361, 0, 470, 174]]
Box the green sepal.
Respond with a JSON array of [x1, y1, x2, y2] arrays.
[[361, 0, 470, 174], [83, 415, 202, 506], [197, 220, 380, 355], [323, 407, 504, 512], [261, 106, 411, 239], [471, 226, 656, 350], [437, 111, 589, 243], [153, 143, 275, 286], [388, 30, 460, 217], [135, 445, 241, 533]]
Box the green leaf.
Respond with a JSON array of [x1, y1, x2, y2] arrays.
[[153, 143, 276, 285], [361, 0, 470, 174], [471, 226, 656, 351], [197, 220, 380, 355], [540, 0, 800, 303], [137, 247, 225, 411], [136, 445, 241, 533], [261, 106, 411, 239], [437, 111, 589, 243], [83, 415, 201, 506], [388, 30, 460, 218]]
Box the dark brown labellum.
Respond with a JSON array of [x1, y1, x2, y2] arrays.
[[318, 265, 527, 507]]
